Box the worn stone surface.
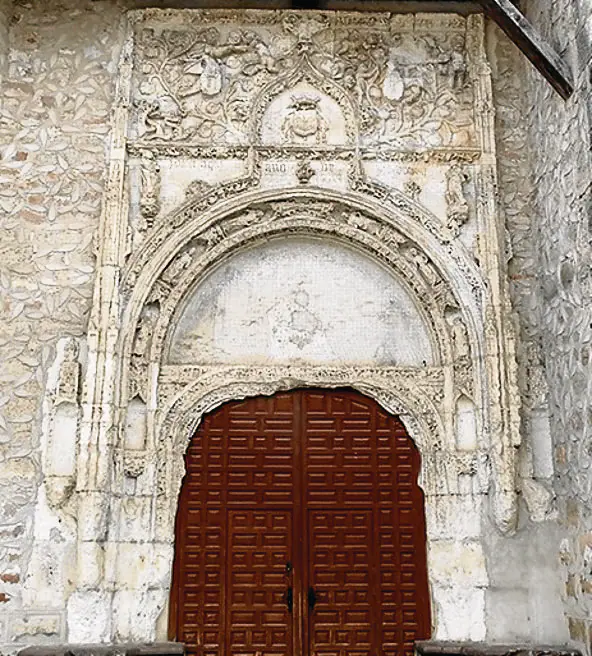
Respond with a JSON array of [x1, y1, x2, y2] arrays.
[[415, 642, 582, 656], [519, 0, 592, 652], [0, 0, 587, 653], [0, 1, 126, 652], [18, 643, 184, 656], [169, 237, 435, 366]]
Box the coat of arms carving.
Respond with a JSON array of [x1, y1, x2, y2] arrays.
[[281, 95, 328, 144]]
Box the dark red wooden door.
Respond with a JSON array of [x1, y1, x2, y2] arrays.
[[170, 389, 430, 656]]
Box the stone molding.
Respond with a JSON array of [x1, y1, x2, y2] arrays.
[[414, 642, 582, 656], [18, 644, 185, 656]]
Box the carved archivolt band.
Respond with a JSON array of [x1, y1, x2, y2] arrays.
[[120, 188, 484, 368], [147, 367, 488, 545], [106, 184, 520, 534]]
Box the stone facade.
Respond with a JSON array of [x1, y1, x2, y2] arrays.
[[520, 0, 592, 650], [0, 1, 126, 650], [0, 1, 588, 655]]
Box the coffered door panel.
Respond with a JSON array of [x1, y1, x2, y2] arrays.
[[308, 509, 376, 656], [171, 389, 430, 656], [228, 509, 293, 656]]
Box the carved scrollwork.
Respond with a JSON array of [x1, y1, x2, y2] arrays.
[[130, 10, 476, 150], [154, 365, 452, 503]]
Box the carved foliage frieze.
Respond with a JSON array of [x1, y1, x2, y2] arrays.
[[129, 10, 478, 150]]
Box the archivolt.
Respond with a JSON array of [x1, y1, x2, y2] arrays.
[[113, 185, 516, 532], [151, 365, 484, 544], [119, 186, 485, 374]]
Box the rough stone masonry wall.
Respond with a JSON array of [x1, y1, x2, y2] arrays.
[[0, 0, 126, 648], [0, 0, 585, 653], [521, 0, 592, 651], [483, 21, 568, 645]]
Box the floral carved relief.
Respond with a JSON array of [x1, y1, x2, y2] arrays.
[[129, 10, 477, 150]]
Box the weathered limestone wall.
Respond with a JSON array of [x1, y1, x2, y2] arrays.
[[482, 23, 570, 645], [520, 0, 592, 651], [0, 0, 126, 648]]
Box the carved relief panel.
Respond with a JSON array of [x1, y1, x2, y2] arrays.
[[82, 8, 520, 532], [56, 13, 521, 642]]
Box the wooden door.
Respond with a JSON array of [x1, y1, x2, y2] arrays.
[[170, 389, 430, 656]]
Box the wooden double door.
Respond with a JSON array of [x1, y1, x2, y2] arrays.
[[170, 389, 430, 656]]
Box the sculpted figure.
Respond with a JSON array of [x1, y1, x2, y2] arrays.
[[344, 210, 372, 232], [56, 338, 80, 405], [448, 36, 468, 91], [161, 248, 196, 285], [133, 307, 159, 360], [241, 31, 280, 75], [138, 94, 182, 140], [185, 179, 212, 199], [181, 30, 253, 97], [407, 247, 439, 287], [446, 164, 470, 234], [139, 151, 160, 222], [450, 315, 470, 359]]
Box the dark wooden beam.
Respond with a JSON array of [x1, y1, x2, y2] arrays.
[[479, 0, 574, 100]]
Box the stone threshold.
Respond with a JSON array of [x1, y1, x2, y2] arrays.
[[18, 643, 184, 656], [17, 643, 582, 656], [415, 642, 582, 656]]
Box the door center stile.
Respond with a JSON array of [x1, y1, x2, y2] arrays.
[[292, 390, 305, 656]]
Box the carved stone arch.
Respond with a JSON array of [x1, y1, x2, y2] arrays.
[[152, 368, 455, 541], [118, 188, 487, 468], [121, 187, 484, 365], [123, 180, 484, 304], [113, 183, 515, 532], [248, 54, 359, 146], [164, 373, 444, 465], [155, 225, 450, 365]]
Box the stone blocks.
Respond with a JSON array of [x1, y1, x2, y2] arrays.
[[18, 644, 184, 656]]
